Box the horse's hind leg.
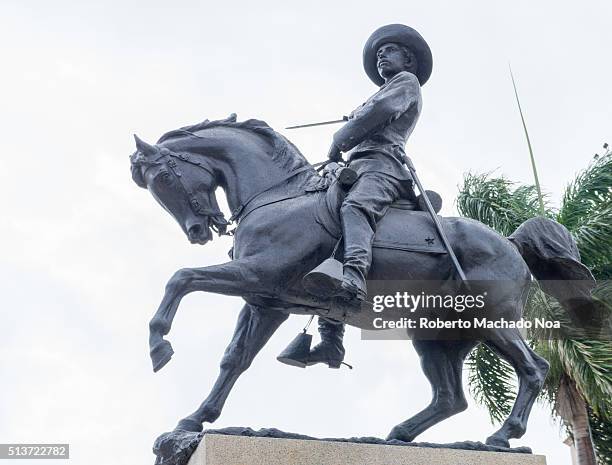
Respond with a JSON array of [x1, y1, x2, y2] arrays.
[[176, 303, 288, 432], [387, 339, 477, 442], [484, 329, 549, 448]]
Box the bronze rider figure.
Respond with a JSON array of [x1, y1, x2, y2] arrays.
[[280, 24, 433, 368]]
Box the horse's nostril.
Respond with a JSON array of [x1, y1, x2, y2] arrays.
[[188, 224, 202, 239]]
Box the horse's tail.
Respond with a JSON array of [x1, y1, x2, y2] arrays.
[[508, 217, 605, 331]]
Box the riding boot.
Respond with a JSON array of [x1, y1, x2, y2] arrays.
[[336, 205, 373, 302], [307, 318, 346, 368]]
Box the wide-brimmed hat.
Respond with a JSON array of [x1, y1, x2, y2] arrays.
[[363, 24, 433, 86]]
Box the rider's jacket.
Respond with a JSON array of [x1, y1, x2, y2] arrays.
[[333, 71, 422, 181]]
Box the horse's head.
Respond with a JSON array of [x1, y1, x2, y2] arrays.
[[130, 135, 229, 245]]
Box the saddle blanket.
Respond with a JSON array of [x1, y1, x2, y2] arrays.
[[316, 194, 447, 255]]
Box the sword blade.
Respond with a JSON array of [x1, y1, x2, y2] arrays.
[[285, 116, 348, 130]]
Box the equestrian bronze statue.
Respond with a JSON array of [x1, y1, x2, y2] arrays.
[[129, 24, 595, 451]]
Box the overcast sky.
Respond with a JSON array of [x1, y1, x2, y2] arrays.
[[1, 1, 610, 464]]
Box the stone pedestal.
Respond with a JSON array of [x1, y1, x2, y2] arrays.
[[187, 434, 547, 465]]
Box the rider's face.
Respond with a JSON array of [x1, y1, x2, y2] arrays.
[[377, 43, 409, 80]]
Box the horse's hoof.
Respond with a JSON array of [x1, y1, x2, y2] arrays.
[[151, 340, 174, 372], [485, 435, 510, 448], [386, 426, 414, 443], [176, 418, 203, 432]]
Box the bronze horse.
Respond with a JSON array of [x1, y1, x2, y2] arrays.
[[130, 114, 591, 448]]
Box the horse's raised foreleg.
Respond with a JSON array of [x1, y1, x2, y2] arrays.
[[484, 330, 549, 448], [176, 303, 288, 432], [148, 260, 262, 372], [387, 340, 476, 442]]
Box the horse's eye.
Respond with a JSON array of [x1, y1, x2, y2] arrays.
[[159, 171, 172, 185]]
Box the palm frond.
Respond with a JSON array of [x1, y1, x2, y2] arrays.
[[456, 173, 553, 236], [591, 264, 612, 281], [568, 204, 612, 271], [509, 65, 546, 215], [533, 339, 612, 465], [524, 287, 574, 340], [525, 285, 612, 418], [557, 152, 612, 270], [589, 409, 612, 465], [555, 338, 612, 420], [589, 407, 612, 465], [558, 152, 612, 228], [466, 344, 516, 424]]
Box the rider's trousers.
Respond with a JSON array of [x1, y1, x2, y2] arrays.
[[340, 171, 407, 291]]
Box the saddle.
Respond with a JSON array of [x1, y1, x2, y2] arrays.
[[311, 164, 447, 255]]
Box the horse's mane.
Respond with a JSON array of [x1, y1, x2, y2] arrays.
[[156, 113, 313, 174]]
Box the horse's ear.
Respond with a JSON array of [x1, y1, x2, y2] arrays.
[[134, 134, 158, 157]]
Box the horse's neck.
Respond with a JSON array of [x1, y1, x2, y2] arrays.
[[222, 156, 281, 212], [176, 130, 314, 216], [220, 153, 315, 217]]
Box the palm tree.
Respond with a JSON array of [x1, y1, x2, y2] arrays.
[[456, 146, 612, 464]]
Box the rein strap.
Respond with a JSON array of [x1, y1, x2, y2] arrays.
[[229, 164, 315, 222]]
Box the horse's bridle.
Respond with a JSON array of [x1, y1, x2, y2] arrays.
[[144, 147, 231, 235]]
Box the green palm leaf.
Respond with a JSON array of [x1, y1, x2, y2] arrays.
[[466, 344, 516, 424], [589, 408, 612, 465], [509, 65, 546, 215], [457, 172, 552, 236], [556, 337, 612, 420], [557, 152, 612, 271]]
